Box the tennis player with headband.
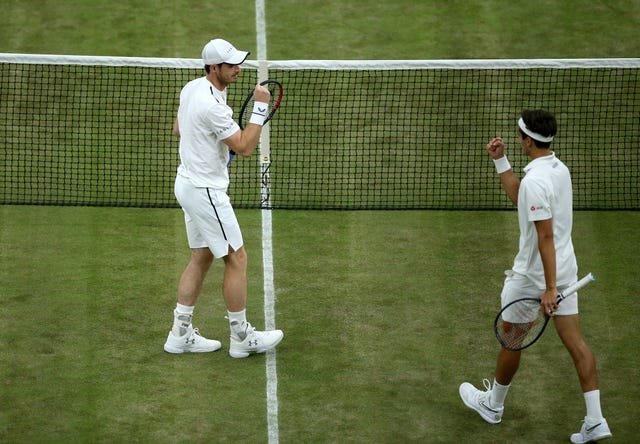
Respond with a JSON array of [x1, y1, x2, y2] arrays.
[[164, 38, 283, 358], [459, 110, 611, 442]]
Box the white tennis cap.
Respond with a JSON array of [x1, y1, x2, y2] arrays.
[[202, 39, 250, 65]]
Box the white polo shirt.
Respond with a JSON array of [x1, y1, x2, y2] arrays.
[[176, 77, 240, 190], [512, 152, 578, 289]]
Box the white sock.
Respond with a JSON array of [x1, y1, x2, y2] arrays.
[[172, 303, 194, 337], [490, 379, 510, 408], [228, 309, 248, 340], [584, 390, 604, 421]]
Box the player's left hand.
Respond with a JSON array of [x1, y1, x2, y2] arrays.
[[540, 288, 558, 316]]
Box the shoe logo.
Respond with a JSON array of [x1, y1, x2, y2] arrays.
[[248, 339, 259, 346], [185, 338, 195, 345], [586, 423, 601, 432], [479, 400, 499, 414]]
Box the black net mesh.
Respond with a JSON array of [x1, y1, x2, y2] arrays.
[[1, 59, 638, 209]]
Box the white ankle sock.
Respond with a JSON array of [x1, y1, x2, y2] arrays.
[[490, 379, 510, 408], [228, 309, 247, 340], [172, 303, 194, 337], [584, 389, 604, 421]]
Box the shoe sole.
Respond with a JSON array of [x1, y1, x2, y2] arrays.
[[164, 345, 221, 353], [570, 431, 612, 443], [164, 330, 222, 353]]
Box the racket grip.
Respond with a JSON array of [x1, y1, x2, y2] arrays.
[[558, 272, 595, 301]]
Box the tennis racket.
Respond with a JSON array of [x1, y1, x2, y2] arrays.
[[228, 79, 283, 166], [494, 272, 595, 351]]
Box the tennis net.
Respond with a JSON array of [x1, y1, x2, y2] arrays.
[[1, 54, 638, 210]]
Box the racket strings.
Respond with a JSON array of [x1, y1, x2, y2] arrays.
[[496, 317, 544, 350], [238, 81, 281, 130], [495, 299, 547, 350]]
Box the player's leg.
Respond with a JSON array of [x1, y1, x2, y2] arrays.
[[495, 347, 521, 386], [178, 247, 214, 307], [554, 314, 597, 391], [223, 245, 284, 358], [164, 246, 221, 353], [165, 179, 222, 353], [555, 315, 612, 443], [222, 245, 247, 312], [459, 271, 531, 423]]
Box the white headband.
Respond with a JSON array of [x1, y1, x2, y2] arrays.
[[518, 117, 554, 143]]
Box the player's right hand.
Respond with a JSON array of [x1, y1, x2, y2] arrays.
[[486, 137, 505, 159], [253, 84, 271, 103]]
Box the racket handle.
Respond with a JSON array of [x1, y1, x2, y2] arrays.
[[557, 272, 595, 302]]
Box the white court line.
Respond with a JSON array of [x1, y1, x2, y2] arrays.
[[255, 1, 280, 444], [262, 210, 279, 444]]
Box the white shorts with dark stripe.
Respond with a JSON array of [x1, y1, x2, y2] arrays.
[[174, 174, 243, 258]]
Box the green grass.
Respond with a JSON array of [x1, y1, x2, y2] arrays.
[[2, 0, 639, 59], [1, 207, 639, 442], [268, 0, 640, 59], [1, 1, 639, 443], [0, 206, 270, 442], [273, 210, 640, 442]]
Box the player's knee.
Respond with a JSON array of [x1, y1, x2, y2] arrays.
[[225, 246, 247, 268], [191, 247, 214, 266]]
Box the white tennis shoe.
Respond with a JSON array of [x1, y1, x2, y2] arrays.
[[570, 417, 612, 443], [459, 379, 504, 424], [164, 326, 221, 354], [229, 322, 283, 358]]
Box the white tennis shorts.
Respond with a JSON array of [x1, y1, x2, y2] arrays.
[[501, 269, 579, 321], [174, 174, 243, 258]]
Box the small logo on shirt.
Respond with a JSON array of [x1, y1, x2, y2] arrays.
[[530, 205, 537, 212]]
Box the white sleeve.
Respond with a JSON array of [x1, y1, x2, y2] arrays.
[[206, 103, 240, 140], [521, 178, 552, 222]]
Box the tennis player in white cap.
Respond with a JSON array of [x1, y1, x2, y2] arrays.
[[164, 38, 283, 358]]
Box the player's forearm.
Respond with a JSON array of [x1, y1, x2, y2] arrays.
[[172, 118, 180, 137], [539, 244, 557, 291], [486, 139, 519, 205], [225, 125, 263, 157], [236, 125, 263, 157]]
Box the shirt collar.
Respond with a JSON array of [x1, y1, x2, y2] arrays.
[[523, 152, 556, 173]]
